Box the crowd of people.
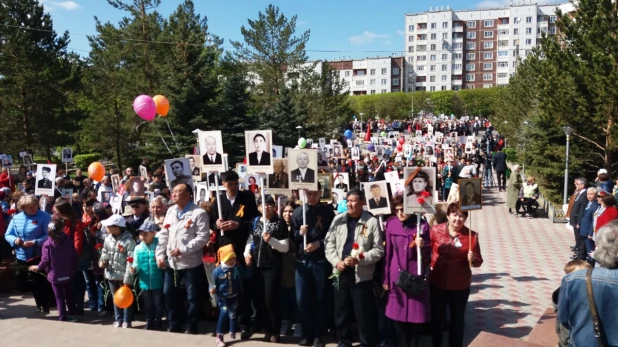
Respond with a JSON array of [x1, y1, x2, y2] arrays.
[[0, 116, 616, 347]]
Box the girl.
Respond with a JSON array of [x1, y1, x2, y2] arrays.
[[279, 201, 298, 336], [29, 219, 78, 322]]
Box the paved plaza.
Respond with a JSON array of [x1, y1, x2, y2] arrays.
[[0, 186, 569, 346]]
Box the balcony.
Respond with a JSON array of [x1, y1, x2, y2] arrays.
[[452, 25, 464, 32], [452, 79, 462, 85]]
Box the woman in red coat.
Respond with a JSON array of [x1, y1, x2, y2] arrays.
[[430, 203, 483, 347], [595, 193, 618, 233], [0, 168, 14, 192]]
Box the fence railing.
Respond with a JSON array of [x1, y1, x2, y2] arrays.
[[537, 191, 568, 223]]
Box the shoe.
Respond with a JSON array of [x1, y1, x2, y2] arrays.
[[570, 246, 578, 250], [167, 326, 182, 333], [570, 255, 581, 260], [313, 338, 325, 347], [299, 339, 313, 346], [36, 306, 42, 313], [113, 322, 121, 328], [68, 315, 78, 322], [216, 336, 226, 347], [264, 334, 272, 342], [572, 248, 580, 252], [230, 332, 236, 340], [240, 328, 253, 340], [122, 322, 131, 329], [98, 310, 108, 317], [42, 307, 50, 314], [270, 335, 280, 343], [185, 327, 198, 335]]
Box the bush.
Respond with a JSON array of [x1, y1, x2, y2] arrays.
[[73, 153, 102, 170], [504, 147, 518, 163]]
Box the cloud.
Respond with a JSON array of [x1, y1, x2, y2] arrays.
[[476, 0, 563, 8], [396, 30, 404, 36], [41, 1, 80, 11], [349, 31, 389, 45], [297, 20, 308, 26]]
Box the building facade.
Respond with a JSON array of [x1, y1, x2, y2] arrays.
[[404, 2, 572, 91], [324, 56, 406, 95]]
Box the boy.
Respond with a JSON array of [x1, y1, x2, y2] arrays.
[[211, 245, 241, 347], [130, 220, 163, 330], [553, 260, 591, 347]]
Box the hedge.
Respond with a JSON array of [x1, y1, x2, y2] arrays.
[[73, 153, 102, 170]]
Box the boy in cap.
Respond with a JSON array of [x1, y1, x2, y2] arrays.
[[210, 244, 241, 347], [130, 220, 164, 330]]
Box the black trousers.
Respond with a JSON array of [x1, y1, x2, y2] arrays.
[[576, 235, 587, 259], [516, 198, 538, 216], [252, 266, 282, 336], [496, 171, 506, 189], [395, 320, 422, 347], [17, 259, 51, 309], [430, 286, 470, 347], [334, 270, 378, 347]]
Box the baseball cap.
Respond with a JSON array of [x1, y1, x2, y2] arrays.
[[101, 214, 126, 228], [138, 220, 157, 233], [218, 244, 236, 263], [598, 168, 608, 175]]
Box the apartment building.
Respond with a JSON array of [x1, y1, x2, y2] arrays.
[[324, 56, 406, 95], [404, 2, 573, 91]]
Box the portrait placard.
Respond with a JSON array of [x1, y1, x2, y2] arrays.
[[389, 179, 405, 197], [236, 163, 247, 178], [98, 188, 112, 204], [403, 167, 437, 214], [139, 165, 148, 178], [126, 176, 146, 197], [332, 145, 343, 158], [266, 159, 290, 195], [459, 178, 482, 211], [384, 171, 399, 184], [350, 146, 360, 160], [272, 145, 283, 159], [61, 148, 73, 163], [318, 138, 326, 148], [185, 155, 202, 179], [1, 155, 13, 168], [60, 189, 73, 203], [332, 172, 350, 192], [198, 130, 225, 173], [35, 164, 56, 196], [287, 149, 317, 191], [206, 173, 224, 191], [23, 154, 33, 166], [363, 181, 391, 216], [195, 182, 209, 205], [331, 189, 345, 208], [110, 193, 124, 215], [111, 174, 121, 193], [244, 174, 264, 195], [317, 151, 328, 167], [318, 173, 333, 202], [164, 158, 194, 191], [245, 130, 273, 174]]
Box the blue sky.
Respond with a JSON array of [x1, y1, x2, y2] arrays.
[[41, 0, 559, 60]]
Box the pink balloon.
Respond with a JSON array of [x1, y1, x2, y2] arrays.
[[133, 95, 156, 121], [398, 137, 405, 145], [396, 144, 403, 151]]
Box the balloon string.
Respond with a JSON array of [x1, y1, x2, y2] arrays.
[[157, 130, 173, 155], [164, 118, 181, 153]]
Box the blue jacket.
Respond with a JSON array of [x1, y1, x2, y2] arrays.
[[558, 268, 618, 346], [598, 180, 614, 194], [5, 211, 51, 261], [578, 201, 599, 237], [132, 238, 163, 290], [212, 264, 241, 298]]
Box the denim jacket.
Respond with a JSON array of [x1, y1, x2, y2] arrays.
[[557, 267, 618, 346]]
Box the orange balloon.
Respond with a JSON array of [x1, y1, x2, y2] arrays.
[[113, 285, 134, 309], [88, 162, 105, 182], [153, 95, 170, 116]]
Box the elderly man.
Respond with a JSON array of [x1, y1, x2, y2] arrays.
[[202, 136, 223, 165], [325, 188, 384, 347], [156, 183, 209, 334], [125, 197, 150, 237], [268, 160, 289, 189], [291, 152, 315, 183], [149, 196, 168, 231]]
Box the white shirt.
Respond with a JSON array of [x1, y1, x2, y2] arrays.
[[226, 192, 237, 206], [298, 168, 308, 180]]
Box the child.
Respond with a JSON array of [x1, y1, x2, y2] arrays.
[[553, 260, 592, 347], [211, 245, 241, 347], [98, 214, 135, 328], [130, 220, 163, 330], [29, 219, 78, 322]]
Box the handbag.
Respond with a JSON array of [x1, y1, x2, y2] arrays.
[[586, 268, 605, 347], [393, 234, 427, 295]]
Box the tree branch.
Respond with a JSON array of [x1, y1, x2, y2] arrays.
[[572, 133, 605, 152]]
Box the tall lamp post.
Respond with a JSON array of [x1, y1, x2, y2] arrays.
[[562, 125, 574, 205], [296, 125, 303, 138]]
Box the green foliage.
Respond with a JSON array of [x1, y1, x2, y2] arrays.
[[503, 148, 518, 164], [73, 154, 102, 170]]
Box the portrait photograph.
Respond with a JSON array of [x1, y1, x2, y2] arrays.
[[317, 151, 329, 167], [23, 154, 33, 166], [236, 163, 248, 178], [35, 164, 56, 196], [363, 180, 391, 216], [195, 182, 209, 204], [111, 174, 120, 193], [306, 139, 314, 148], [350, 146, 360, 160], [435, 132, 444, 144], [2, 155, 13, 168], [245, 130, 273, 174], [384, 171, 399, 184], [332, 172, 350, 192], [404, 144, 412, 157], [272, 145, 283, 159], [403, 167, 437, 214], [318, 138, 326, 148], [465, 143, 473, 154], [332, 145, 343, 158], [424, 145, 435, 158], [164, 158, 194, 191], [318, 173, 333, 202], [127, 176, 146, 197], [98, 189, 112, 204], [244, 174, 264, 195], [389, 179, 405, 197], [459, 178, 482, 211], [267, 159, 290, 195], [331, 188, 345, 208], [198, 130, 225, 173], [110, 193, 123, 215], [185, 155, 202, 179], [206, 173, 224, 191], [139, 165, 148, 178], [61, 189, 73, 203], [287, 149, 318, 191], [415, 130, 423, 137], [61, 148, 73, 163]]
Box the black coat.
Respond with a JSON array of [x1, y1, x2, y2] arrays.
[[492, 151, 507, 172], [249, 216, 288, 268], [291, 203, 335, 262], [570, 189, 589, 228]]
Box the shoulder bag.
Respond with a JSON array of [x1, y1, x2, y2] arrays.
[[393, 234, 427, 295], [586, 268, 605, 347]]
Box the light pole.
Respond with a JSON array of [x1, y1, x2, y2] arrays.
[[562, 125, 574, 205], [296, 125, 303, 138]]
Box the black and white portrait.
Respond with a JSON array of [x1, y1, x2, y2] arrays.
[[198, 130, 225, 173], [139, 165, 148, 178], [195, 183, 208, 204], [332, 145, 343, 158], [2, 155, 12, 168], [288, 149, 317, 191], [404, 144, 412, 157], [23, 154, 33, 166], [110, 193, 123, 215], [61, 189, 73, 204], [267, 159, 290, 195], [351, 147, 360, 160], [61, 148, 73, 163], [99, 190, 112, 204], [236, 163, 247, 178], [318, 138, 326, 148], [111, 174, 120, 193], [164, 158, 194, 190], [403, 167, 436, 214], [389, 179, 405, 197], [207, 173, 223, 191], [272, 145, 283, 159], [317, 151, 328, 167], [127, 176, 146, 197], [363, 181, 391, 215], [35, 164, 56, 196], [306, 139, 314, 148], [332, 172, 350, 192], [459, 178, 482, 211], [424, 145, 435, 157], [185, 155, 202, 178], [245, 130, 273, 174], [318, 173, 333, 202]]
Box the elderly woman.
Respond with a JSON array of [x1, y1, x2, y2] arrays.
[[574, 188, 599, 262], [4, 195, 52, 312], [558, 221, 618, 346], [516, 175, 540, 218], [430, 203, 483, 347], [507, 165, 523, 214], [383, 195, 431, 347]]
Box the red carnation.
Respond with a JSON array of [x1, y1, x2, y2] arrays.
[[417, 197, 425, 204], [94, 243, 103, 251], [358, 253, 365, 260], [32, 220, 38, 225], [421, 191, 431, 198], [7, 209, 16, 215], [127, 256, 134, 263], [352, 242, 359, 250], [117, 244, 124, 252], [164, 224, 171, 229]]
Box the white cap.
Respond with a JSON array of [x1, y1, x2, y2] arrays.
[[598, 168, 608, 175], [101, 214, 126, 228]]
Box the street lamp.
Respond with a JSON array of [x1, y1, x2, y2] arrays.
[[296, 125, 303, 138], [562, 125, 574, 205]]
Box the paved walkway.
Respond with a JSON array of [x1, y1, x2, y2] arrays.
[[0, 185, 570, 346]]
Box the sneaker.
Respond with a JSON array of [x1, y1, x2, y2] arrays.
[[113, 322, 121, 328], [216, 335, 226, 347], [230, 332, 236, 340], [122, 322, 131, 329], [68, 316, 78, 322], [98, 311, 108, 317]]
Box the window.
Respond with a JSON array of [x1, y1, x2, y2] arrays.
[[498, 40, 508, 47], [370, 69, 375, 75], [498, 29, 509, 35], [442, 22, 448, 28], [407, 56, 414, 63], [465, 85, 475, 89], [483, 84, 493, 88], [430, 44, 436, 51], [467, 32, 476, 39], [408, 46, 415, 52], [513, 61, 517, 67], [442, 54, 448, 60], [483, 73, 492, 80], [430, 86, 436, 91], [442, 33, 448, 39], [381, 79, 387, 85], [514, 17, 520, 23], [418, 34, 427, 40], [392, 68, 399, 75], [549, 16, 556, 23], [453, 53, 463, 59], [465, 63, 475, 71], [538, 15, 546, 22], [408, 25, 414, 32], [484, 20, 494, 27], [370, 90, 376, 94], [484, 31, 494, 38], [355, 80, 364, 86], [498, 50, 508, 57], [418, 23, 427, 29], [452, 63, 462, 70], [526, 16, 532, 23], [484, 52, 493, 59], [417, 55, 427, 61], [465, 74, 475, 81], [513, 39, 519, 45], [466, 53, 475, 60], [430, 65, 436, 71], [442, 43, 449, 49], [441, 86, 447, 90], [500, 18, 508, 25], [513, 50, 517, 57], [431, 23, 437, 29], [483, 63, 493, 70], [484, 41, 494, 49], [381, 68, 387, 75], [431, 33, 437, 40], [370, 79, 376, 85], [430, 76, 436, 82], [467, 21, 476, 28], [466, 42, 476, 50], [549, 27, 556, 34], [417, 45, 427, 51], [514, 28, 519, 35], [356, 70, 365, 76], [381, 89, 387, 93], [441, 75, 447, 81], [393, 78, 399, 86], [452, 43, 463, 49], [526, 27, 532, 34], [430, 54, 436, 61], [408, 36, 414, 42], [345, 71, 350, 77], [525, 39, 532, 45], [417, 65, 425, 71], [498, 62, 508, 68], [497, 73, 508, 78], [344, 81, 350, 86], [442, 64, 448, 71]]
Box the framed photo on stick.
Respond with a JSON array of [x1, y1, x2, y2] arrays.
[[164, 158, 194, 191], [403, 167, 436, 214], [458, 178, 482, 211], [363, 181, 391, 215], [198, 130, 225, 173], [245, 130, 273, 174], [318, 173, 333, 202], [185, 155, 202, 179], [35, 164, 56, 196], [288, 149, 317, 191], [266, 159, 290, 195]]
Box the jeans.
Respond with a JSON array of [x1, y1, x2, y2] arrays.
[[295, 260, 330, 340], [83, 270, 105, 311], [108, 280, 132, 323], [141, 289, 164, 328], [279, 286, 296, 323], [484, 167, 493, 187], [216, 295, 239, 335], [72, 271, 86, 314], [163, 265, 202, 330], [442, 186, 451, 202], [52, 282, 75, 321], [585, 238, 596, 264], [430, 286, 470, 347], [333, 270, 378, 347]]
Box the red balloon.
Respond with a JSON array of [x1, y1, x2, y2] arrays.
[[396, 144, 403, 151], [398, 137, 405, 145]]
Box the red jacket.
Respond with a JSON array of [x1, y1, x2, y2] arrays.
[[0, 172, 14, 192], [62, 219, 85, 257], [596, 206, 618, 232], [430, 223, 483, 291]]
